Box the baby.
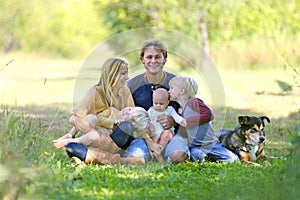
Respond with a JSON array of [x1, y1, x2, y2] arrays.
[[148, 88, 186, 161]]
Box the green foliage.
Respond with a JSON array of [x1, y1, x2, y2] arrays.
[[0, 107, 40, 198], [0, 107, 38, 165], [0, 0, 110, 58], [0, 0, 29, 51], [95, 0, 300, 42], [92, 0, 300, 70], [1, 0, 300, 60], [203, 0, 300, 41], [289, 123, 300, 153]]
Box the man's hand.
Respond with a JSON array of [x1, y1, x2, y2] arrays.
[[143, 137, 162, 158], [157, 114, 176, 130], [149, 142, 162, 155]]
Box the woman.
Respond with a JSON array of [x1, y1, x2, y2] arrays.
[[53, 57, 134, 150]]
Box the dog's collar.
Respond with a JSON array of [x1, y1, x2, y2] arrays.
[[245, 141, 256, 146], [240, 146, 250, 152], [241, 144, 254, 152], [241, 144, 263, 157]]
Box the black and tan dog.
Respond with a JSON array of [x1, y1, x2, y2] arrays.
[[219, 116, 270, 166]]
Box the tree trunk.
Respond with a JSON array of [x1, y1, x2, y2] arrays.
[[199, 17, 210, 69]]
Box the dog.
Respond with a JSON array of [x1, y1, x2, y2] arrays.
[[219, 116, 270, 167]]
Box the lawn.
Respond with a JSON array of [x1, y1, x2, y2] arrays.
[[0, 53, 299, 199]]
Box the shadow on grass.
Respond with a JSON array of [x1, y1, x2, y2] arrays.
[[1, 102, 72, 134]]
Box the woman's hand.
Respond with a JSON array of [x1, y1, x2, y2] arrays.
[[69, 114, 77, 125], [114, 119, 125, 125]]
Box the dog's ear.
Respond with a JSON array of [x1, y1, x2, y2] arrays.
[[259, 116, 270, 127], [238, 116, 251, 125]]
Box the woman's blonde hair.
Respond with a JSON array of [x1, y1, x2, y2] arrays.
[[97, 57, 128, 107], [169, 76, 198, 98], [130, 107, 150, 133]]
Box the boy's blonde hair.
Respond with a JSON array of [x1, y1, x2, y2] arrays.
[[130, 107, 150, 133], [169, 76, 198, 98]]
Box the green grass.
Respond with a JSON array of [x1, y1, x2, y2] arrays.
[[0, 107, 299, 199], [0, 54, 299, 199]]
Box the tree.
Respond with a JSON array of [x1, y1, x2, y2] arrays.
[[0, 0, 29, 52], [94, 0, 300, 42]]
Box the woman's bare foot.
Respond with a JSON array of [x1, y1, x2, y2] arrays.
[[71, 157, 83, 165], [52, 139, 71, 149], [58, 133, 73, 140]]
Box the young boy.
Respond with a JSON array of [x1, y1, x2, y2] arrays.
[[168, 76, 238, 163], [148, 88, 186, 161]]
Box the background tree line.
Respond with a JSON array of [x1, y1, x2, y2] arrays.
[[1, 0, 299, 69]]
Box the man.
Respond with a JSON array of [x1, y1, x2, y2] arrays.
[[125, 39, 189, 163]]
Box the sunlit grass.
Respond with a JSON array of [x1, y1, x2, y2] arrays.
[[0, 105, 298, 199], [0, 52, 81, 106], [1, 52, 299, 119], [219, 67, 299, 118]]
